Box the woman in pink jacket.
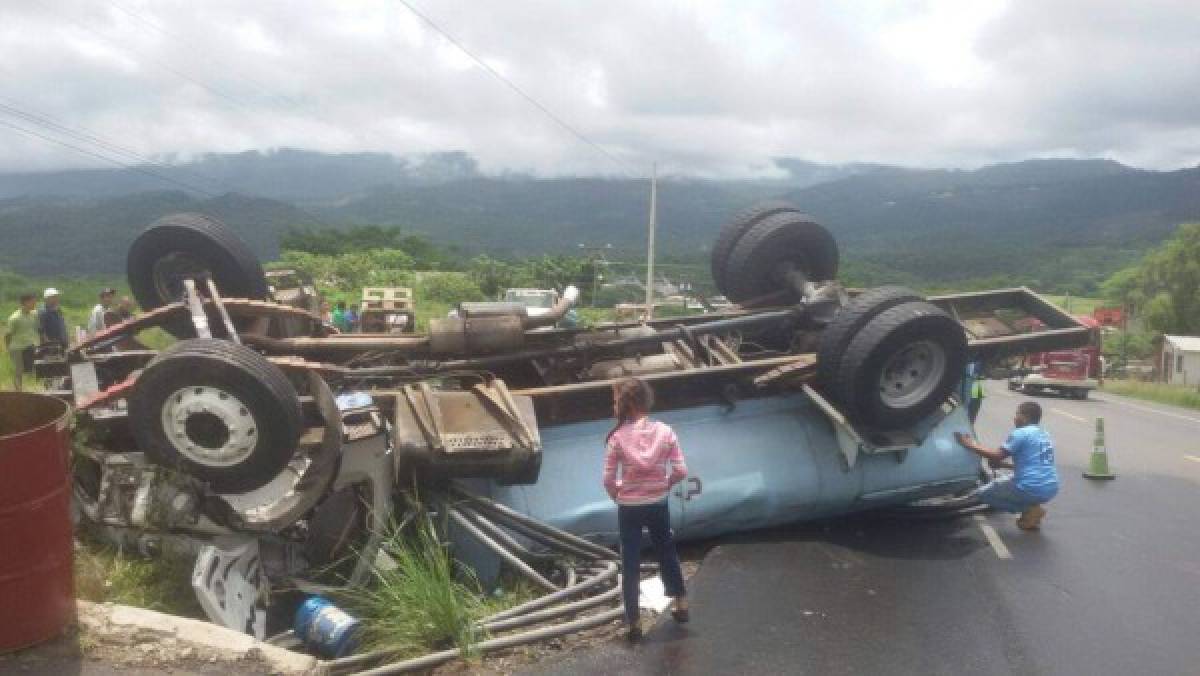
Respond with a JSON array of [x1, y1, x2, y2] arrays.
[[602, 377, 690, 640]]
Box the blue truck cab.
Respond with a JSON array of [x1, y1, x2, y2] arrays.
[[484, 387, 980, 545]]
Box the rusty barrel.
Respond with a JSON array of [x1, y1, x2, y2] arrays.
[[0, 392, 73, 653]]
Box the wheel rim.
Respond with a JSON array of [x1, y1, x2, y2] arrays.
[[161, 386, 258, 467], [878, 339, 947, 409], [152, 252, 210, 303]]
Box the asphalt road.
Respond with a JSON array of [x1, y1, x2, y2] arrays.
[[522, 382, 1200, 676]]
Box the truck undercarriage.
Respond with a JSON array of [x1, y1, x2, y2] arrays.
[[51, 205, 1092, 648]]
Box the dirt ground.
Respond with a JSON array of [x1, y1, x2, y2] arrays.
[[0, 626, 276, 675], [1, 559, 702, 676], [0, 604, 281, 676]]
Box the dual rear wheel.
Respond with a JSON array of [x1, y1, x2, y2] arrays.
[[710, 201, 839, 305], [716, 202, 967, 429], [818, 298, 967, 429]]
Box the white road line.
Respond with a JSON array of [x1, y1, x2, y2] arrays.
[[1049, 408, 1087, 423], [1184, 455, 1200, 464], [974, 515, 1013, 560], [1096, 395, 1200, 425]]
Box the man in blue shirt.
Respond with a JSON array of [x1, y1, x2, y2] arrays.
[[956, 401, 1059, 531]]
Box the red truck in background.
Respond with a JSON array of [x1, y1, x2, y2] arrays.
[[1009, 315, 1103, 399]]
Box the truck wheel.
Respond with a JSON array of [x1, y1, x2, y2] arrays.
[[129, 339, 302, 494], [817, 286, 923, 389], [711, 201, 802, 296], [833, 301, 967, 429], [723, 212, 839, 305], [127, 213, 269, 312]]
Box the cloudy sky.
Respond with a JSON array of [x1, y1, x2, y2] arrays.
[[1, 0, 1198, 177]]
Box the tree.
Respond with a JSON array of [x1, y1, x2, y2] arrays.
[[468, 256, 517, 299], [280, 248, 415, 289], [419, 274, 487, 304], [1100, 223, 1200, 335]]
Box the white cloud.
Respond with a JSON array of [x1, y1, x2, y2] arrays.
[[0, 0, 1197, 176]]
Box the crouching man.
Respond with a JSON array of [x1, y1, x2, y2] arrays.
[[955, 401, 1059, 531]]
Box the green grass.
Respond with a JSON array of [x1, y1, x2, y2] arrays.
[[1102, 379, 1200, 411], [74, 537, 203, 617], [341, 510, 492, 658]]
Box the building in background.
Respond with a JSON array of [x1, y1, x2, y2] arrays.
[[1157, 335, 1200, 385]]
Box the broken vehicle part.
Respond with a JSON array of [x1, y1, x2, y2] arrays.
[[192, 536, 268, 639], [391, 379, 542, 485]]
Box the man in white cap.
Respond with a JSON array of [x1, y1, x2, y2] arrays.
[[38, 288, 68, 348], [87, 287, 117, 337]]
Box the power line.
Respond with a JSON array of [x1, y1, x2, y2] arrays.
[[104, 0, 310, 112], [57, 11, 261, 116], [0, 98, 227, 193], [394, 0, 645, 179], [0, 117, 220, 197], [0, 100, 342, 230], [103, 1, 419, 163]]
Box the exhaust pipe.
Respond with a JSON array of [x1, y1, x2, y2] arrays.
[[522, 285, 580, 330]]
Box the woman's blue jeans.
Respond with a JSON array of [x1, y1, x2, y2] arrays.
[[618, 501, 686, 624]]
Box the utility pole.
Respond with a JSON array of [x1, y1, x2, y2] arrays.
[[644, 163, 657, 323]]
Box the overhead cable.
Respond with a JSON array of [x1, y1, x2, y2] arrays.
[[395, 0, 645, 179], [0, 117, 219, 197]]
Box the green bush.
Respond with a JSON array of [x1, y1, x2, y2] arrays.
[[280, 249, 415, 290], [419, 274, 486, 305]]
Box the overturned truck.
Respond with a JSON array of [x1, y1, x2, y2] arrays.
[[62, 207, 1090, 642]]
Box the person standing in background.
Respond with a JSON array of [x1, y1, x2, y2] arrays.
[[87, 287, 117, 337], [332, 301, 350, 333], [320, 301, 334, 329], [38, 288, 68, 348], [344, 304, 359, 333], [5, 293, 39, 390], [968, 361, 985, 425], [105, 297, 145, 351], [116, 296, 136, 322]]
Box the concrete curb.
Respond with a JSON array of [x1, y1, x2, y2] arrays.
[[77, 600, 318, 674]]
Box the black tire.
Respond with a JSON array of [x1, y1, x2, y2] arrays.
[[723, 212, 838, 305], [127, 213, 269, 312], [832, 301, 967, 429], [711, 201, 802, 296], [128, 339, 302, 493], [817, 286, 923, 389]]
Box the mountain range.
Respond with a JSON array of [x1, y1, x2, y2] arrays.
[[1, 149, 1197, 295]]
